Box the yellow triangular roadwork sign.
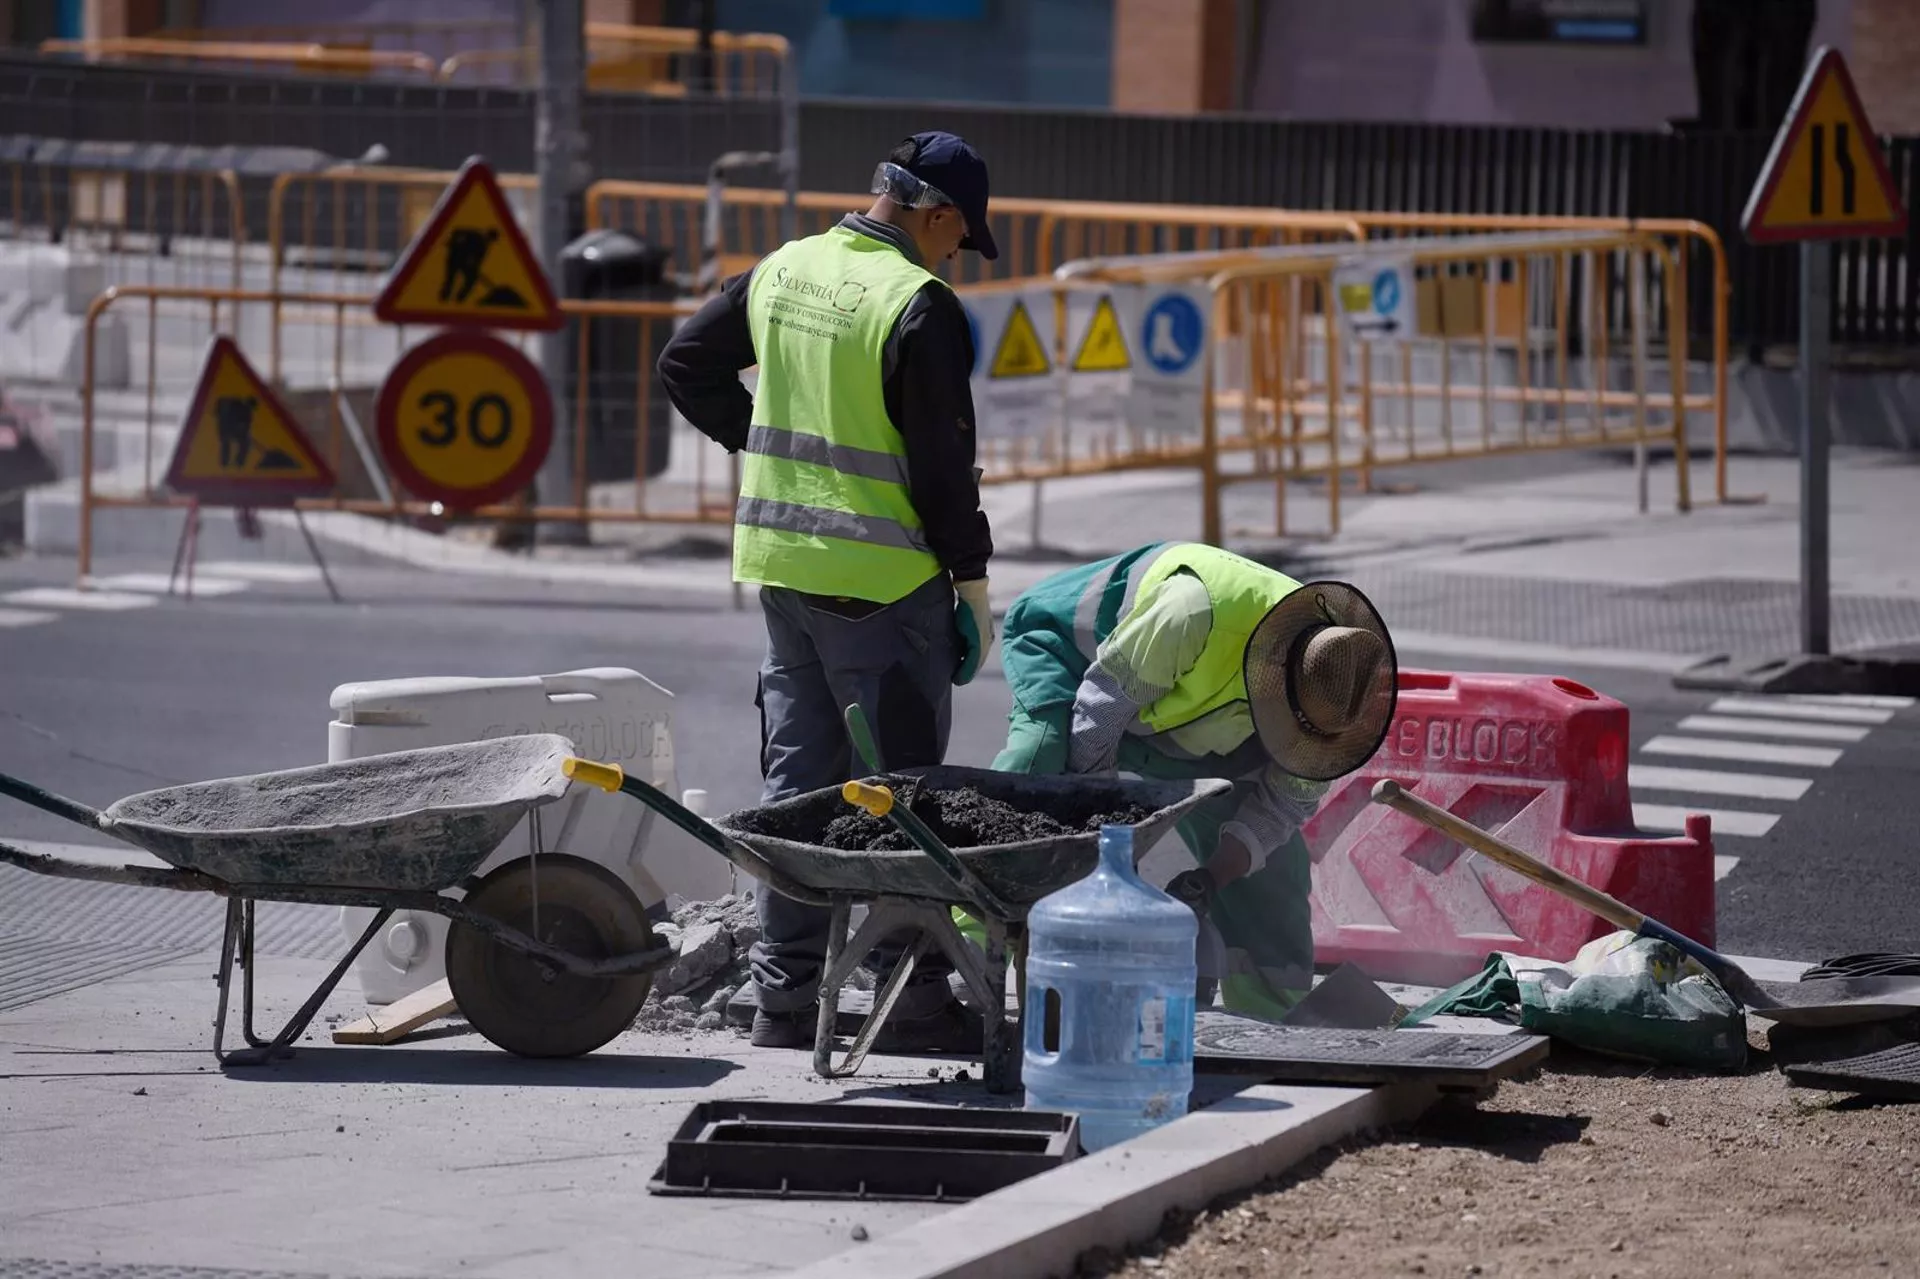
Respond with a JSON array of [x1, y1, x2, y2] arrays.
[[373, 157, 563, 331], [164, 337, 335, 501], [990, 299, 1052, 379], [1743, 47, 1909, 245], [1071, 295, 1132, 372]]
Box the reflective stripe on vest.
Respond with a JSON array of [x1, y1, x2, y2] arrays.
[[735, 226, 944, 603]]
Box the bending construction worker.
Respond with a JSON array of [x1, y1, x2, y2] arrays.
[[991, 542, 1397, 1021], [658, 132, 998, 1051]]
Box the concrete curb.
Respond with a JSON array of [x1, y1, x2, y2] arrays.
[[784, 1080, 1439, 1279]]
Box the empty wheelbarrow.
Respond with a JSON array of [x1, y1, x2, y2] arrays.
[[0, 734, 675, 1065]]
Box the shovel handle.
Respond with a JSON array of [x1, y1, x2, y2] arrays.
[[1370, 779, 1771, 1009], [1369, 779, 1648, 935]]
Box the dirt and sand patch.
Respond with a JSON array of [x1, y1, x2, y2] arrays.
[[1084, 1034, 1920, 1279]]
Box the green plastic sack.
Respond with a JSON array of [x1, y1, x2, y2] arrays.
[[1403, 931, 1748, 1072]]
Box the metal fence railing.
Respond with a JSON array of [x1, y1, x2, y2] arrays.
[[9, 52, 1913, 353], [71, 226, 1709, 577]]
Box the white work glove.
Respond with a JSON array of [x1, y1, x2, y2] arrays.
[[953, 577, 995, 686]]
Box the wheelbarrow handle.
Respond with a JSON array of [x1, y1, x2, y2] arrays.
[[562, 758, 831, 908], [842, 781, 1018, 923], [0, 770, 103, 829]]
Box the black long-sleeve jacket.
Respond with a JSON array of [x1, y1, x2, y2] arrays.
[[655, 214, 994, 583]]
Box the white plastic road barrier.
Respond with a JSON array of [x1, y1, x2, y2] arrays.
[[327, 667, 736, 1006]]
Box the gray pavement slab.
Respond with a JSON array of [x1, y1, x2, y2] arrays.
[[0, 949, 976, 1279]]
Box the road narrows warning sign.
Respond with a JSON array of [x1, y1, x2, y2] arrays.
[[990, 299, 1052, 379], [373, 158, 563, 331], [1071, 295, 1132, 372], [1742, 47, 1908, 245], [164, 337, 335, 502]]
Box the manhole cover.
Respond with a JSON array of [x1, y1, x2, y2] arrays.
[[1194, 1013, 1549, 1088]]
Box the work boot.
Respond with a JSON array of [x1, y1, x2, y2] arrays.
[[872, 1000, 983, 1055], [750, 1007, 813, 1049]]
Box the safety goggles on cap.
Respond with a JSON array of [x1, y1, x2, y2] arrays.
[[871, 161, 958, 215]]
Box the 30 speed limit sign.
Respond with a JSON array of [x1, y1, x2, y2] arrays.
[[375, 331, 554, 510]]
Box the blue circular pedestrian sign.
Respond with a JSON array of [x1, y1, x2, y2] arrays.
[[1372, 268, 1401, 316], [1139, 293, 1204, 376]]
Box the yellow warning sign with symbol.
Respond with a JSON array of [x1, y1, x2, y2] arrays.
[[373, 157, 563, 332], [1743, 48, 1909, 245], [1071, 294, 1131, 373], [163, 337, 335, 502], [990, 299, 1052, 379]]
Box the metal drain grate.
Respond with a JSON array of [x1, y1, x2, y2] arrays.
[[1194, 1013, 1550, 1088], [0, 864, 353, 1013], [1784, 1042, 1920, 1101], [0, 866, 343, 960]]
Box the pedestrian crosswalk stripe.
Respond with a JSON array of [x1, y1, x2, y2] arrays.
[[1783, 693, 1915, 710], [1627, 764, 1813, 801], [1, 588, 157, 611], [1708, 696, 1893, 725], [1714, 855, 1741, 881], [1677, 714, 1870, 744], [195, 562, 324, 583], [0, 607, 54, 628], [1641, 735, 1842, 768], [1633, 803, 1780, 839], [91, 572, 250, 598]]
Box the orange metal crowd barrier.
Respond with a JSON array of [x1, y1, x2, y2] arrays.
[[437, 24, 791, 95], [0, 155, 246, 290], [73, 283, 738, 581], [137, 20, 521, 66], [1028, 229, 1694, 542], [39, 38, 440, 79], [1346, 212, 1731, 503], [582, 179, 1365, 286]]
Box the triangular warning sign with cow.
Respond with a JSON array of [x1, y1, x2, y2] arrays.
[[163, 337, 335, 503], [373, 157, 563, 331], [1072, 295, 1131, 372], [1742, 47, 1908, 245], [990, 299, 1052, 379]]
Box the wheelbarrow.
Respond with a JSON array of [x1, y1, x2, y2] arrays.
[[0, 733, 681, 1066], [563, 757, 1232, 1095]]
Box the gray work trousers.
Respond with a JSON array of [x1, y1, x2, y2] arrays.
[[749, 573, 959, 1016]]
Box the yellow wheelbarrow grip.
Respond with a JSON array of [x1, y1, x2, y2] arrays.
[[841, 780, 894, 818], [563, 757, 626, 793]]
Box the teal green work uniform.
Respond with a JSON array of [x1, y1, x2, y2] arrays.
[[987, 542, 1329, 1021]]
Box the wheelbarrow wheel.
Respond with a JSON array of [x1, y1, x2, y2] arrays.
[[446, 854, 656, 1059]]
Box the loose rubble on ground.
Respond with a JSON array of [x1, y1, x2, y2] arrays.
[[631, 891, 874, 1034]]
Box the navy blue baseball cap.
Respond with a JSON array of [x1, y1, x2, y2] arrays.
[[882, 131, 998, 261]]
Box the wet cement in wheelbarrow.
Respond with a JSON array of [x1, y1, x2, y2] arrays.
[[729, 784, 1155, 852]]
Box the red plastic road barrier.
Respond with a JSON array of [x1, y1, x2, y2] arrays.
[[1303, 670, 1716, 987]]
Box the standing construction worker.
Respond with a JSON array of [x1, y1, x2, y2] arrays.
[[658, 132, 998, 1050], [989, 542, 1397, 1021]]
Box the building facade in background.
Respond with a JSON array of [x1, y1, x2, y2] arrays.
[[10, 0, 1920, 135]]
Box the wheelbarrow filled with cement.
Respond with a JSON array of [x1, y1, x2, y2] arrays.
[[566, 759, 1232, 1093], [0, 734, 676, 1066]]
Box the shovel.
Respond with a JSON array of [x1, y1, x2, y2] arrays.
[[1371, 779, 1920, 1029]]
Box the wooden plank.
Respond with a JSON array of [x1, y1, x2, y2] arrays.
[[330, 979, 457, 1045]]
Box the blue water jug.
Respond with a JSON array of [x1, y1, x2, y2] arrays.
[[1023, 823, 1198, 1152]]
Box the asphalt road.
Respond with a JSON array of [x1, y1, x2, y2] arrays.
[[1, 551, 1913, 967]]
